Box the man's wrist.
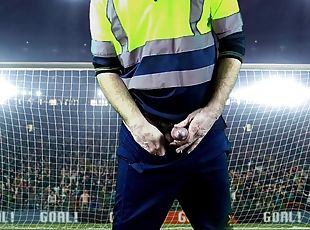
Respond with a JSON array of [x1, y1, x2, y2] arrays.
[[202, 102, 225, 120], [124, 114, 148, 131]]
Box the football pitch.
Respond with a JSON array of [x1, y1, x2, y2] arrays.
[[0, 224, 309, 230]]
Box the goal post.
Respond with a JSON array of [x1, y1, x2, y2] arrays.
[[0, 62, 309, 228]]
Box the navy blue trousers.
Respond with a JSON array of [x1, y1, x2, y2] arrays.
[[113, 124, 231, 230]]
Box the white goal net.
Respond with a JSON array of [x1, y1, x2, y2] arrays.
[[0, 63, 309, 229]]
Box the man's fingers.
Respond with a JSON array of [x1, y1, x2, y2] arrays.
[[169, 139, 183, 146], [140, 139, 166, 156], [150, 141, 166, 156], [187, 137, 203, 154], [174, 131, 204, 153], [175, 137, 202, 154], [174, 117, 190, 128], [158, 145, 166, 156], [175, 142, 193, 154]]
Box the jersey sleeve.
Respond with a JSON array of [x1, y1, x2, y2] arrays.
[[210, 0, 243, 39], [210, 0, 245, 62], [90, 0, 123, 75]]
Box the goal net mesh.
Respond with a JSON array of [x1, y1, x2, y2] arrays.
[[0, 63, 309, 228]]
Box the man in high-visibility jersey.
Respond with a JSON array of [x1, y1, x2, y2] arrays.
[[90, 0, 245, 229]]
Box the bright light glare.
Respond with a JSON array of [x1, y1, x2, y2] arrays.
[[0, 78, 17, 104], [231, 78, 310, 107], [36, 91, 42, 96]]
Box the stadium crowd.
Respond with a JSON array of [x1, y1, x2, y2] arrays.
[[0, 137, 116, 213], [0, 102, 309, 219], [229, 159, 310, 217], [0, 135, 309, 216]]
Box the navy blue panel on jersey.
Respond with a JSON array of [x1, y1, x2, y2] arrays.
[[131, 82, 211, 122], [121, 45, 217, 78]]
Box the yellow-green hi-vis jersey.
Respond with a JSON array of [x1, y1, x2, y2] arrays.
[[90, 0, 245, 123]]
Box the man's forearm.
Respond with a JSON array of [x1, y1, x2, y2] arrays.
[[96, 73, 147, 128], [205, 58, 242, 116], [97, 73, 166, 156], [172, 58, 242, 153]]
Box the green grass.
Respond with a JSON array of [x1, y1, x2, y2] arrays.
[[0, 224, 309, 230]]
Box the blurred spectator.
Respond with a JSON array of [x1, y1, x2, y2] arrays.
[[80, 190, 90, 211], [47, 191, 57, 210]]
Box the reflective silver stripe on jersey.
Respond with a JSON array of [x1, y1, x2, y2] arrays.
[[107, 0, 128, 52], [190, 0, 205, 35], [120, 32, 215, 68], [212, 13, 243, 39], [91, 40, 118, 57], [122, 65, 214, 90]]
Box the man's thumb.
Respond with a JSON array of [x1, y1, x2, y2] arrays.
[[174, 117, 189, 128]]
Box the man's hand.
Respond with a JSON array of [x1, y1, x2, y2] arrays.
[[170, 58, 242, 154], [126, 119, 166, 156], [97, 73, 166, 156], [170, 106, 220, 153]]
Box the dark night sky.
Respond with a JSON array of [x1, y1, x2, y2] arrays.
[[0, 0, 309, 63]]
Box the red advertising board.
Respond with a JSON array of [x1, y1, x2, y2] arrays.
[[164, 211, 189, 224], [164, 211, 238, 225]]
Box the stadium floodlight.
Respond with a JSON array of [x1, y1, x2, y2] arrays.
[[0, 78, 17, 104], [231, 77, 310, 107], [21, 90, 28, 95], [36, 90, 42, 96]]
